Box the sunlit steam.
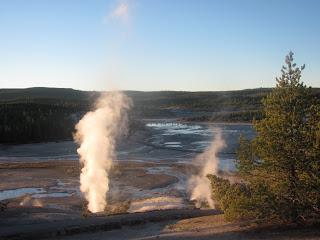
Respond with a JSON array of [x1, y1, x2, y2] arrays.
[[128, 196, 185, 213], [74, 91, 131, 213], [188, 129, 225, 208], [20, 195, 43, 207]]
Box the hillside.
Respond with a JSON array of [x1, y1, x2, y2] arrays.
[[0, 87, 270, 111], [0, 87, 319, 143]]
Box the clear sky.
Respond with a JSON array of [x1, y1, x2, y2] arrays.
[[0, 0, 319, 91]]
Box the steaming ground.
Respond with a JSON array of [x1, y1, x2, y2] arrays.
[[0, 160, 190, 213], [0, 121, 255, 239], [1, 121, 317, 239], [0, 121, 253, 212]]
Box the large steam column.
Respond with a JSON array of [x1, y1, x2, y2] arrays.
[[74, 91, 131, 213]]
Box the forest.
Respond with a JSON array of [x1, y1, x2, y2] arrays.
[[0, 87, 319, 143]]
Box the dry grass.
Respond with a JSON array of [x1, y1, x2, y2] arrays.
[[164, 214, 320, 240], [165, 214, 251, 233]]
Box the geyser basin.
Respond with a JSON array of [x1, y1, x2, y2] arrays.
[[0, 122, 254, 213]]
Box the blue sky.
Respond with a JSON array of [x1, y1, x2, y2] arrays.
[[0, 0, 319, 91]]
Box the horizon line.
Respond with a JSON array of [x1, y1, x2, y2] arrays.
[[1, 86, 320, 93]]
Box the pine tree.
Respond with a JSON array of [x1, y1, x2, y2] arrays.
[[209, 52, 320, 223]]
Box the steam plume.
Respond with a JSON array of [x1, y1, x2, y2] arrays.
[[188, 129, 225, 208], [128, 196, 184, 213], [111, 2, 129, 23], [74, 91, 131, 213]]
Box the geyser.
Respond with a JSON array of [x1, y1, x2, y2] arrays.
[[188, 129, 225, 208], [74, 91, 131, 213]]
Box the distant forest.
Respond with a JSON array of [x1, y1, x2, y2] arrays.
[[0, 87, 319, 143]]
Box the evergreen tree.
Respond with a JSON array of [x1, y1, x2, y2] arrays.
[[209, 52, 320, 223]]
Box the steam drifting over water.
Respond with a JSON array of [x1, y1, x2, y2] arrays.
[[74, 91, 131, 213], [188, 129, 225, 208]]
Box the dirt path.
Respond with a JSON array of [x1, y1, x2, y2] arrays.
[[55, 215, 320, 240], [0, 208, 219, 240]]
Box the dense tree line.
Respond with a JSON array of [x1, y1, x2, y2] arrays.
[[129, 90, 268, 112], [0, 103, 86, 143], [181, 110, 263, 123]]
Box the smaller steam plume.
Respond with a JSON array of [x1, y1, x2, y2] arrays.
[[128, 196, 185, 213], [188, 129, 225, 208], [20, 195, 43, 207], [74, 91, 131, 213]]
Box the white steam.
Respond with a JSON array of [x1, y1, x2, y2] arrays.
[[188, 130, 225, 208], [128, 196, 185, 213], [74, 91, 131, 213], [20, 195, 43, 207], [111, 2, 129, 23]]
